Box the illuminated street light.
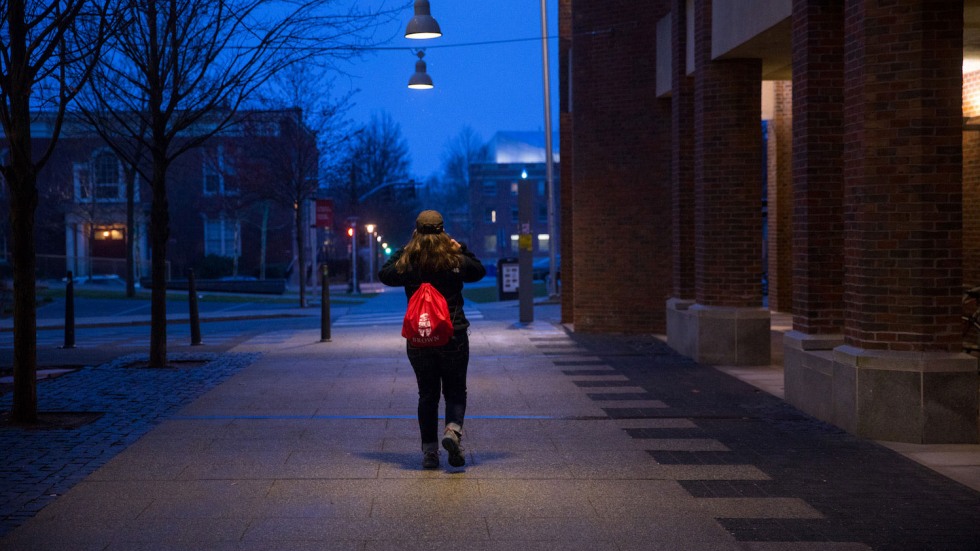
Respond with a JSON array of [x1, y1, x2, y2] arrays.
[[405, 0, 442, 39], [408, 51, 434, 90], [365, 224, 377, 283]]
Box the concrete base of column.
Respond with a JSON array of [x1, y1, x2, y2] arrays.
[[666, 299, 771, 366], [784, 331, 845, 425], [829, 345, 979, 444]]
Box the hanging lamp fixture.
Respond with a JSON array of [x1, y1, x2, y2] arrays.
[[405, 0, 442, 40], [408, 50, 433, 90]]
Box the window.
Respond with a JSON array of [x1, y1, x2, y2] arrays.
[[94, 152, 119, 198], [484, 208, 496, 224], [484, 235, 497, 254], [203, 216, 240, 258], [482, 181, 497, 196], [538, 205, 548, 223], [510, 182, 519, 196], [73, 163, 90, 200], [203, 145, 235, 195], [538, 234, 550, 253], [203, 163, 221, 195], [511, 207, 519, 223], [74, 152, 124, 202]]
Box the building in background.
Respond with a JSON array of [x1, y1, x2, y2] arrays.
[[0, 110, 315, 285], [467, 131, 560, 272]]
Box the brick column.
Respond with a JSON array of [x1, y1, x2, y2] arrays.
[[671, 0, 695, 301], [559, 0, 574, 323], [568, 0, 673, 333], [783, 0, 847, 425], [963, 71, 980, 287], [966, 129, 980, 287], [670, 0, 769, 365], [693, 0, 763, 309], [665, 0, 698, 348], [766, 81, 793, 314], [834, 0, 975, 443]]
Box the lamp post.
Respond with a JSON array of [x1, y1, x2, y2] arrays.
[[540, 0, 557, 299], [348, 217, 360, 294], [365, 223, 376, 283]]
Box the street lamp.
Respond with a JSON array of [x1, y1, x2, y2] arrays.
[[405, 0, 442, 39], [408, 51, 434, 90], [365, 224, 376, 283], [539, 0, 558, 299], [347, 218, 360, 294]]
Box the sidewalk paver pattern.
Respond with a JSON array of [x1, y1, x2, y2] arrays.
[[1, 297, 978, 550]]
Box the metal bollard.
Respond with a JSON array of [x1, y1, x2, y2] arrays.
[[188, 269, 202, 346], [320, 264, 331, 342], [63, 271, 75, 349]]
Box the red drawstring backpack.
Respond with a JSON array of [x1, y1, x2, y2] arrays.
[[402, 283, 454, 347]]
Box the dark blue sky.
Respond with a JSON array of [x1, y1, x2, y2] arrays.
[[338, 0, 560, 179]]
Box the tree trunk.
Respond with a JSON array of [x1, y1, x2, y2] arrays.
[[295, 202, 306, 308], [9, 169, 38, 423], [87, 224, 96, 281], [148, 156, 169, 368], [125, 165, 137, 297], [7, 1, 39, 422], [260, 202, 268, 280]]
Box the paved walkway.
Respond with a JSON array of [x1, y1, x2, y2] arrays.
[[1, 291, 979, 550]]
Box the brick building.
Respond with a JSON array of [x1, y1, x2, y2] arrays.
[[467, 132, 560, 268], [1, 109, 314, 284], [561, 0, 979, 443]]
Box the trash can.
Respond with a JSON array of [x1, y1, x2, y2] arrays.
[[497, 257, 519, 301]]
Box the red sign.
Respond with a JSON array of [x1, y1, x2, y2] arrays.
[[315, 199, 334, 228]]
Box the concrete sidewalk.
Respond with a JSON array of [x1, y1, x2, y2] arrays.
[[1, 295, 979, 550]]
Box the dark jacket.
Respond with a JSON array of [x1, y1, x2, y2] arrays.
[[378, 243, 486, 332]]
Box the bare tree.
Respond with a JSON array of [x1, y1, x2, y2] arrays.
[[0, 0, 112, 423], [336, 111, 415, 246], [88, 0, 398, 367], [438, 125, 489, 214], [442, 126, 489, 187], [349, 111, 411, 197], [75, 92, 149, 298], [246, 66, 354, 307]]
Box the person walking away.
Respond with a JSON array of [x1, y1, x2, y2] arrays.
[[378, 210, 486, 469]]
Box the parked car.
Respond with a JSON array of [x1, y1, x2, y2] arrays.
[[532, 255, 560, 281]]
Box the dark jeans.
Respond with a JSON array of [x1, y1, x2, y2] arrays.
[[406, 332, 469, 447]]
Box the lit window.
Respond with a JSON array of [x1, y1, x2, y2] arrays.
[[94, 228, 124, 241], [538, 234, 550, 252]]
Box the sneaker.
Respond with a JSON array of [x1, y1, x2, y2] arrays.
[[422, 450, 440, 470], [441, 427, 465, 467]]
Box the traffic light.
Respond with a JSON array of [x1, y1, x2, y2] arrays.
[[347, 227, 354, 238]]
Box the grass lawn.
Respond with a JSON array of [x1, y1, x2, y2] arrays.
[[463, 281, 546, 303]]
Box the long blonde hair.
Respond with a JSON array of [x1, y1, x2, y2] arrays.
[[394, 231, 462, 274]]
